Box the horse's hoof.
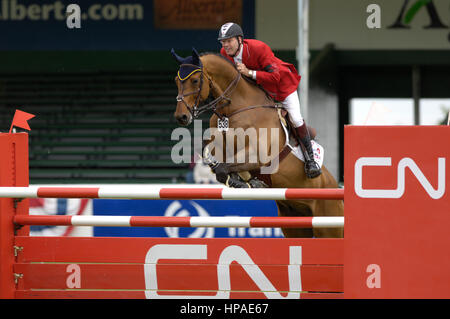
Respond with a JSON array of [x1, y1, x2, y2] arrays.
[[248, 178, 269, 188], [225, 174, 251, 188], [226, 179, 251, 188]]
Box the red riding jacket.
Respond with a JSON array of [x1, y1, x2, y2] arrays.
[[220, 39, 301, 101]]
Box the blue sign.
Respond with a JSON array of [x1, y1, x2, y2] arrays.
[[0, 0, 255, 50], [93, 199, 283, 238]]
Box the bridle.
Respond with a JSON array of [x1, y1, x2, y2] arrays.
[[176, 63, 241, 119]]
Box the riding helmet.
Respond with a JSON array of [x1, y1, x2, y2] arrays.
[[218, 22, 244, 41]]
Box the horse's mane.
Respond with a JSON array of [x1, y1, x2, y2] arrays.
[[199, 52, 237, 69], [199, 52, 274, 101]]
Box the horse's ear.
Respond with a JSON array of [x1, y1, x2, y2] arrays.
[[171, 48, 184, 65], [192, 47, 201, 66]]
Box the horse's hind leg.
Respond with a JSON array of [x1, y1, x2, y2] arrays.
[[276, 200, 313, 238]]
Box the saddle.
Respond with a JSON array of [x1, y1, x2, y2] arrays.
[[278, 108, 316, 141]]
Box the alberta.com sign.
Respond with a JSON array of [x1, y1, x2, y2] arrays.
[[0, 0, 248, 50], [0, 0, 143, 21]]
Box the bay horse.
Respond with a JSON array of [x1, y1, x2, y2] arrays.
[[171, 48, 343, 238]]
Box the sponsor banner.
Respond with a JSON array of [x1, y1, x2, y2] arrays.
[[17, 236, 343, 298], [344, 126, 450, 298], [154, 0, 242, 30], [29, 198, 93, 236], [0, 0, 254, 50], [93, 199, 283, 238]]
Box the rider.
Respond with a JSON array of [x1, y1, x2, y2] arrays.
[[218, 22, 321, 178]]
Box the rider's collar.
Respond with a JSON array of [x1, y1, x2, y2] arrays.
[[232, 44, 243, 63], [230, 43, 243, 60], [178, 66, 201, 82]]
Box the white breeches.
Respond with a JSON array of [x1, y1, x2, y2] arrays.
[[281, 90, 304, 128]]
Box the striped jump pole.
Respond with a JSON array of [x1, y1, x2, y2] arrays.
[[0, 186, 344, 200], [14, 215, 344, 228]]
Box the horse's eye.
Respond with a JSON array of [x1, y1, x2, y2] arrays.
[[192, 78, 199, 85]]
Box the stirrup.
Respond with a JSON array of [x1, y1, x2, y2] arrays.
[[305, 160, 322, 178]]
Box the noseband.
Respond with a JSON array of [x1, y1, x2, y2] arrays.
[[176, 63, 241, 119]]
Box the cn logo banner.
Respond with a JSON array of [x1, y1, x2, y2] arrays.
[[144, 243, 302, 299], [354, 156, 445, 199], [344, 126, 450, 298]]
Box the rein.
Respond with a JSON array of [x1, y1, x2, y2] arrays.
[[207, 68, 278, 119], [224, 104, 280, 119]]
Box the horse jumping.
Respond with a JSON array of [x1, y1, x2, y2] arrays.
[[170, 49, 343, 238]]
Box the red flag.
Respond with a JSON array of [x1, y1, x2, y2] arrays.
[[9, 109, 35, 133]]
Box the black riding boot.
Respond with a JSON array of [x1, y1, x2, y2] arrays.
[[294, 123, 322, 178]]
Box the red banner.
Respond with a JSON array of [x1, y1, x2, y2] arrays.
[[344, 126, 450, 298], [16, 237, 343, 299]]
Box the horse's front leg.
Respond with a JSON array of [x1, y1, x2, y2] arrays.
[[203, 142, 266, 188], [214, 162, 263, 188]]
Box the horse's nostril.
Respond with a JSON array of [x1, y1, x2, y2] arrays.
[[175, 114, 189, 125]]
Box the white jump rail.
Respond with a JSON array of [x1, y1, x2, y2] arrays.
[[14, 215, 344, 228], [0, 186, 344, 200]]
